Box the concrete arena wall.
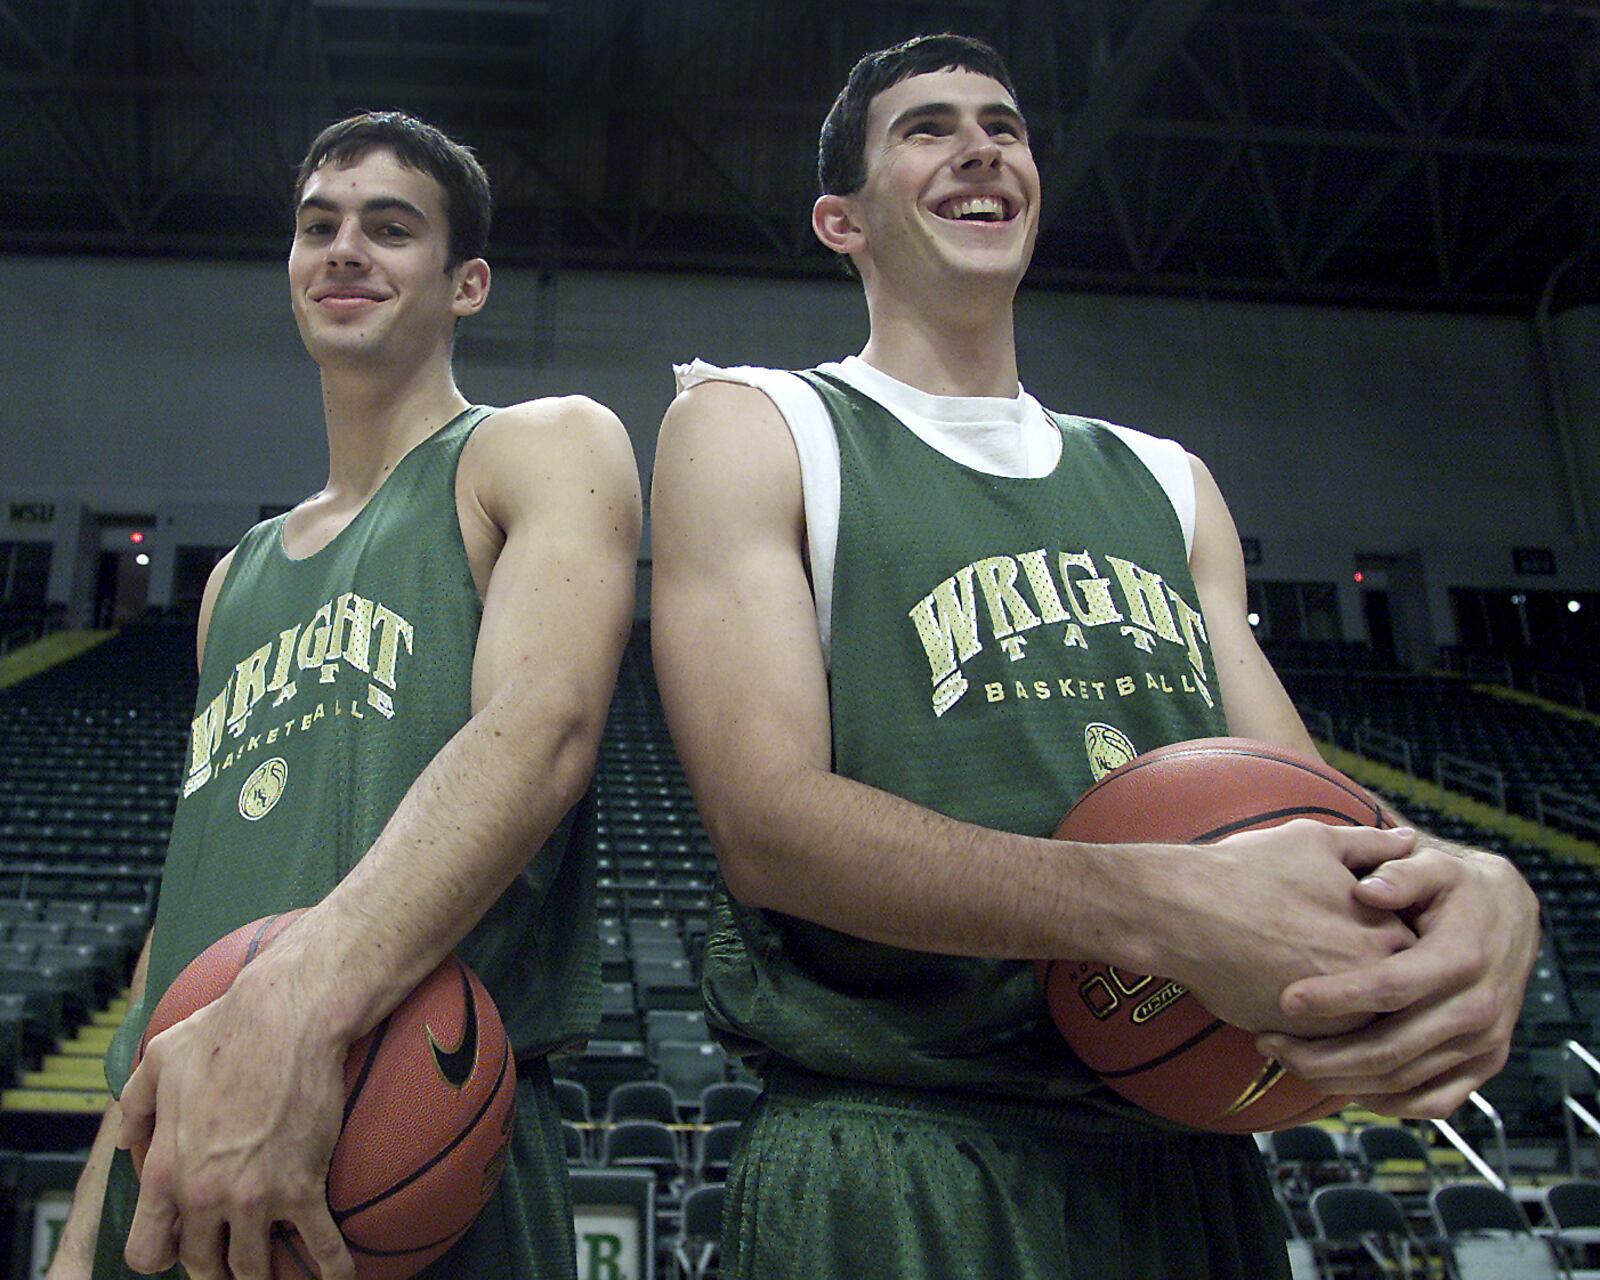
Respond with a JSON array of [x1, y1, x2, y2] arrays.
[[0, 256, 1594, 639]]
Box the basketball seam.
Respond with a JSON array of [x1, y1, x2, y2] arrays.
[[341, 1015, 392, 1129], [241, 913, 284, 967], [331, 1036, 511, 1225], [1193, 805, 1367, 843], [1076, 745, 1382, 823], [1092, 1018, 1228, 1079]]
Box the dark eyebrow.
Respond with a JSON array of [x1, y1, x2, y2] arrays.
[[295, 194, 430, 222], [887, 101, 1028, 136]]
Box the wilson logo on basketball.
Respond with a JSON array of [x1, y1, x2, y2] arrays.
[[237, 757, 288, 821], [1130, 981, 1186, 1025]]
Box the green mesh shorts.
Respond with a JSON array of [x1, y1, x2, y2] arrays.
[[92, 1058, 575, 1280], [721, 1068, 1289, 1280]]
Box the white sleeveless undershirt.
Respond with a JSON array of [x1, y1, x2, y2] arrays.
[[672, 356, 1196, 665]]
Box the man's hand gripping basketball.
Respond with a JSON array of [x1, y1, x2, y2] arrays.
[[117, 933, 355, 1280], [1148, 818, 1420, 1040], [1256, 835, 1540, 1118]]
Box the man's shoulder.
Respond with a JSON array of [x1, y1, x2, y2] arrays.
[[475, 394, 625, 443], [461, 395, 639, 524]]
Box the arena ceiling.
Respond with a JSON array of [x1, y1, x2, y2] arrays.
[[1, 0, 1597, 312]]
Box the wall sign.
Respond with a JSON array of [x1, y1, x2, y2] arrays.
[[1513, 547, 1556, 576], [8, 503, 54, 526]]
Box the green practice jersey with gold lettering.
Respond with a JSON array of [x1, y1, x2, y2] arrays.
[[701, 370, 1229, 1102], [105, 406, 597, 1093]]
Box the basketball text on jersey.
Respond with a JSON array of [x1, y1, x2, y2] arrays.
[[907, 545, 1212, 717], [183, 588, 415, 798]]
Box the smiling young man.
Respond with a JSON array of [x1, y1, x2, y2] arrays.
[[45, 112, 641, 1280], [648, 35, 1538, 1279]]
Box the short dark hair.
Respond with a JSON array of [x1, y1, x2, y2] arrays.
[[818, 34, 1019, 197], [294, 112, 492, 270]]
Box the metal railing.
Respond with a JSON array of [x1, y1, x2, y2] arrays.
[[1353, 723, 1414, 776], [1561, 1040, 1600, 1178], [1433, 752, 1507, 810], [1531, 669, 1588, 711], [1301, 707, 1335, 744], [0, 622, 43, 656], [1431, 1091, 1513, 1191], [1534, 788, 1600, 842], [1465, 653, 1514, 684]]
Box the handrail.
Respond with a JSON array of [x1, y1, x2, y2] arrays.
[[1562, 1040, 1600, 1177], [1433, 752, 1506, 810], [1301, 707, 1335, 744], [1353, 723, 1414, 775], [1430, 1116, 1506, 1191], [1535, 789, 1600, 842], [1531, 669, 1588, 711], [1464, 653, 1513, 684]]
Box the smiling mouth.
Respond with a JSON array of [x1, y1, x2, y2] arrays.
[[933, 194, 1015, 223]]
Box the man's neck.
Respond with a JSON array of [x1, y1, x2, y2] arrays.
[[318, 358, 470, 500], [857, 284, 1021, 399]]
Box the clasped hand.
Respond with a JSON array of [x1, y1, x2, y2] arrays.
[[116, 955, 356, 1280], [1257, 835, 1540, 1118]]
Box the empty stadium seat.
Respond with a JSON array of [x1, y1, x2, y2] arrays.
[[1309, 1183, 1432, 1278], [670, 1182, 725, 1280]]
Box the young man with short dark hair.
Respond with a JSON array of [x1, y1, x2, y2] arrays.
[[49, 111, 640, 1280], [650, 36, 1537, 1278]]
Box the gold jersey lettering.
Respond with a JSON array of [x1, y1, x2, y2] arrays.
[[1015, 549, 1071, 625], [1119, 625, 1156, 654], [1059, 551, 1123, 627], [184, 684, 230, 795], [972, 556, 1042, 640], [227, 643, 273, 729], [329, 592, 375, 672], [296, 602, 334, 669], [267, 625, 300, 693], [1167, 588, 1211, 684], [370, 605, 415, 690], [1105, 556, 1181, 643], [908, 564, 982, 717]]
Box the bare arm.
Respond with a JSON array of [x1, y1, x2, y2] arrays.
[[1186, 454, 1540, 1117], [650, 381, 1411, 1016], [117, 399, 642, 1278]]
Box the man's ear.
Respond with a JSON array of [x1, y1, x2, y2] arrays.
[[812, 194, 865, 259], [452, 258, 491, 317]]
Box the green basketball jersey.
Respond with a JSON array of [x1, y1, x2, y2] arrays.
[[105, 405, 598, 1094], [702, 370, 1229, 1102]]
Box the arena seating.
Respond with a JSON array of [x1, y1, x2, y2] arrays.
[[1279, 667, 1600, 825], [7, 621, 1600, 1277]]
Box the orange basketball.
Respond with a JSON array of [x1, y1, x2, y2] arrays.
[[1037, 737, 1393, 1133], [133, 911, 515, 1279]]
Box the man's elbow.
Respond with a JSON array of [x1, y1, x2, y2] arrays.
[[535, 703, 606, 817], [694, 793, 785, 911]]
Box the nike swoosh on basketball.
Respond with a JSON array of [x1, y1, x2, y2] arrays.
[[426, 964, 478, 1090]]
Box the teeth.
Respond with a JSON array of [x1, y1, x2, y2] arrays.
[[940, 196, 1007, 222]]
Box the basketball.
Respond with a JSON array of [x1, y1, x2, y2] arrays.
[[1037, 736, 1393, 1133], [132, 911, 516, 1279]]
